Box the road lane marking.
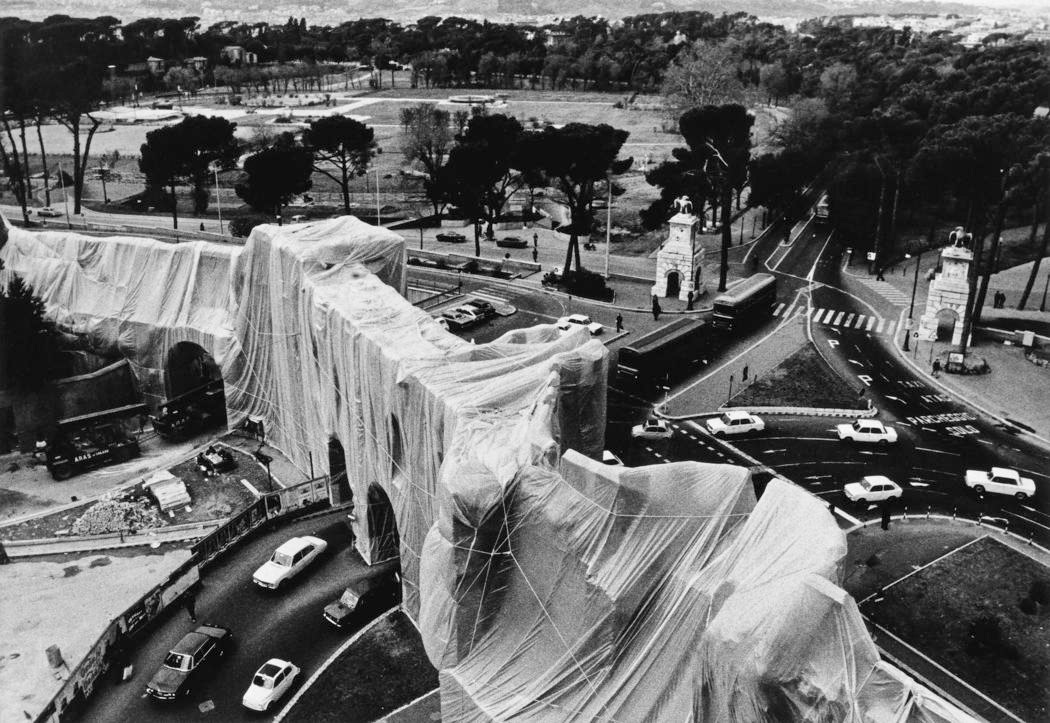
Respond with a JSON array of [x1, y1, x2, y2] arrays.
[[813, 308, 828, 323], [854, 314, 867, 329], [773, 302, 785, 316], [831, 311, 845, 326], [844, 313, 856, 327], [865, 316, 876, 331], [914, 447, 961, 456]]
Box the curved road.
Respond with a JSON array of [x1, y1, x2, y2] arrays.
[[77, 512, 395, 722]]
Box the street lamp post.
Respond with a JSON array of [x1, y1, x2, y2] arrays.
[[375, 167, 381, 226], [212, 164, 223, 235], [1041, 273, 1050, 313], [604, 174, 612, 279], [903, 251, 921, 352]]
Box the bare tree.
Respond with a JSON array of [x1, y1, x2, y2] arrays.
[[661, 41, 746, 114]]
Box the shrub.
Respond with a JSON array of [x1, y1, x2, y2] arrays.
[[229, 217, 260, 238]]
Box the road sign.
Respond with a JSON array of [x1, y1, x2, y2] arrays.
[[866, 251, 876, 261], [912, 331, 919, 338]]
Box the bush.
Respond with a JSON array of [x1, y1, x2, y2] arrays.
[[229, 217, 260, 238]]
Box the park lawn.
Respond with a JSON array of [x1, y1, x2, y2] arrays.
[[727, 343, 861, 409], [862, 536, 1050, 723], [283, 610, 438, 723]]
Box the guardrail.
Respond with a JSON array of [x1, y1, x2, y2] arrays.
[[35, 474, 334, 723], [719, 403, 877, 419]]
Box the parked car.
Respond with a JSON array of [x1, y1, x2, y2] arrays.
[[496, 236, 528, 248], [836, 419, 898, 445], [253, 535, 328, 590], [289, 214, 307, 223], [145, 624, 232, 701], [36, 206, 62, 217], [461, 299, 496, 319], [436, 232, 467, 244], [195, 446, 236, 476], [451, 306, 483, 325], [601, 450, 624, 466], [242, 659, 300, 712], [631, 417, 672, 441], [706, 411, 765, 437], [557, 314, 603, 335], [965, 467, 1035, 500], [324, 571, 402, 629], [440, 309, 475, 331], [843, 475, 903, 504]]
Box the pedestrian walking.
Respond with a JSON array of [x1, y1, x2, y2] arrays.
[[651, 296, 661, 321], [615, 313, 623, 332], [932, 358, 941, 377], [532, 247, 538, 263], [199, 222, 206, 232], [686, 290, 694, 311], [184, 591, 197, 622], [876, 267, 885, 281], [532, 232, 538, 249], [880, 503, 891, 531]]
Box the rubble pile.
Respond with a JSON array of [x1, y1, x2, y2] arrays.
[[70, 498, 165, 536]]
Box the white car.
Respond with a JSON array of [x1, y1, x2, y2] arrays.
[[706, 411, 765, 437], [452, 306, 483, 325], [557, 314, 603, 335], [631, 418, 672, 441], [965, 467, 1036, 500], [242, 658, 300, 712], [253, 535, 328, 590], [844, 475, 903, 504], [36, 206, 62, 217], [837, 419, 898, 445], [601, 450, 624, 466]]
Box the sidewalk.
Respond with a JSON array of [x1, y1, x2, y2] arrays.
[[838, 252, 1050, 446]]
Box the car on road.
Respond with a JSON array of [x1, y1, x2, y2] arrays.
[[601, 450, 624, 466], [461, 298, 496, 320], [965, 467, 1035, 500], [451, 306, 484, 326], [253, 535, 328, 590], [439, 309, 476, 331], [145, 624, 232, 701], [836, 419, 898, 445], [36, 206, 62, 217], [436, 232, 467, 244], [843, 475, 903, 504], [324, 571, 402, 629], [242, 659, 300, 712], [557, 314, 603, 335], [496, 236, 528, 248], [706, 411, 765, 437], [631, 418, 672, 441]]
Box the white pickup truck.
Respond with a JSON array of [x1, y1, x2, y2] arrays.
[[965, 467, 1035, 500]]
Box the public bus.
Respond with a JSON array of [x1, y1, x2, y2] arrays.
[[616, 318, 712, 388], [814, 194, 830, 223], [711, 274, 777, 332]]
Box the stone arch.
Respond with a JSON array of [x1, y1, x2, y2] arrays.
[[367, 483, 400, 564], [328, 436, 351, 504], [665, 269, 681, 299], [165, 341, 222, 400], [934, 307, 961, 343]]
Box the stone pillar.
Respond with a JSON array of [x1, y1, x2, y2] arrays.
[[918, 245, 973, 343], [653, 210, 704, 300]]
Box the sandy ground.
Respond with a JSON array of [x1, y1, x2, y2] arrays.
[[0, 548, 191, 722]]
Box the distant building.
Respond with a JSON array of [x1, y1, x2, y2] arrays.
[[146, 56, 165, 75], [185, 56, 208, 72], [221, 46, 258, 65], [1034, 106, 1049, 119]]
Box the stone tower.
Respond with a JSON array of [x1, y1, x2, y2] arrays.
[[918, 228, 974, 347], [653, 196, 705, 300]]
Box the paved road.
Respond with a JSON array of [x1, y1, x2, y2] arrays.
[[76, 512, 395, 722]]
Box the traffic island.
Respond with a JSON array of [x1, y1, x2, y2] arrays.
[[845, 521, 1050, 722], [726, 344, 861, 409], [280, 610, 437, 723]]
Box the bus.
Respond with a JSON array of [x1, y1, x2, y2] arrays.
[[616, 318, 713, 388], [711, 274, 777, 332], [814, 194, 830, 223]]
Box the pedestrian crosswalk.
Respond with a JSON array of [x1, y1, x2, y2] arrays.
[[851, 277, 911, 306], [772, 303, 897, 336]]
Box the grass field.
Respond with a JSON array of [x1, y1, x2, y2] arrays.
[[862, 536, 1050, 722], [727, 343, 861, 409], [283, 610, 438, 723]]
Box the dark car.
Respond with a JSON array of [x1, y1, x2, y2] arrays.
[[436, 232, 467, 244], [461, 298, 496, 320], [196, 446, 236, 476], [146, 624, 232, 701], [324, 572, 401, 629], [496, 236, 528, 248]]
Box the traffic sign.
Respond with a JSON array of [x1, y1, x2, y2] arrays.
[[912, 331, 919, 338], [865, 251, 877, 261]]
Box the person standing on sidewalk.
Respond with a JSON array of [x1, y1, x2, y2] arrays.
[[532, 247, 538, 263], [651, 296, 662, 321], [184, 591, 197, 622], [616, 313, 624, 332], [880, 503, 892, 531], [533, 232, 538, 249]]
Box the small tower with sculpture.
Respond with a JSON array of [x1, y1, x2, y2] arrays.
[[653, 196, 705, 300], [918, 227, 974, 347]]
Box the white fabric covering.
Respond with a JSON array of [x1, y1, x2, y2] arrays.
[[0, 214, 975, 722]]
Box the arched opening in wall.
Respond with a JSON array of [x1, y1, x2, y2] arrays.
[[367, 483, 400, 564], [935, 308, 960, 342], [157, 342, 226, 438], [665, 270, 681, 299], [328, 437, 352, 504]]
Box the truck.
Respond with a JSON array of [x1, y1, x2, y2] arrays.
[[965, 467, 1035, 500], [152, 380, 226, 441], [46, 403, 146, 480]]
